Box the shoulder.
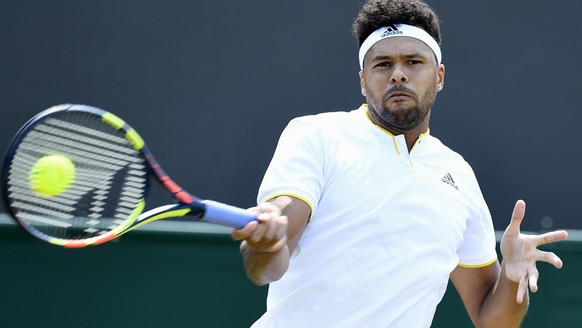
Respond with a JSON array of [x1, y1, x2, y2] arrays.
[[422, 135, 467, 162], [284, 108, 367, 139], [421, 135, 479, 180], [278, 110, 358, 146], [288, 109, 358, 129]]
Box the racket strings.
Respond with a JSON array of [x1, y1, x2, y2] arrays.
[[6, 111, 148, 240]]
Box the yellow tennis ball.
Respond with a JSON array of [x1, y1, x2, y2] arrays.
[[29, 154, 76, 197]]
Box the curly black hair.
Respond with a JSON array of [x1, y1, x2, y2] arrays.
[[352, 0, 441, 47]]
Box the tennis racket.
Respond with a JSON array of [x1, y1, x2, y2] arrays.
[[1, 104, 256, 248]]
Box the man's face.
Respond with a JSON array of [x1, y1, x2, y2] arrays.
[[359, 36, 445, 133]]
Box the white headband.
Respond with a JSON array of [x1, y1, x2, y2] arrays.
[[358, 24, 442, 70]]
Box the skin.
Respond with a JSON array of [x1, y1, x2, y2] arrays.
[[233, 36, 569, 328], [232, 195, 309, 286]]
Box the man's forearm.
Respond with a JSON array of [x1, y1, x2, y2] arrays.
[[240, 241, 290, 286], [478, 263, 529, 328]]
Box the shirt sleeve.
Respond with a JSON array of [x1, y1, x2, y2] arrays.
[[257, 116, 324, 215], [457, 171, 498, 268]]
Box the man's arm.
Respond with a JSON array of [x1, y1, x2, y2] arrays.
[[451, 200, 568, 328], [231, 195, 311, 286], [451, 261, 527, 328]]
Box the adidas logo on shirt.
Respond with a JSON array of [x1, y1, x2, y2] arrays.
[[442, 173, 458, 190]]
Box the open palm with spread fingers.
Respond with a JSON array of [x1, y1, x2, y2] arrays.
[[500, 200, 569, 303]]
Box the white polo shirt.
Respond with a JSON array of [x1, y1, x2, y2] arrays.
[[253, 104, 497, 328]]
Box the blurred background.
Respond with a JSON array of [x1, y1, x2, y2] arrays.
[[1, 0, 580, 231], [0, 0, 580, 327]]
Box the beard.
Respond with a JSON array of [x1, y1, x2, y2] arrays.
[[367, 84, 436, 133]]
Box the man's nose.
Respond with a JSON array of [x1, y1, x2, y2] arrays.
[[390, 66, 408, 83]]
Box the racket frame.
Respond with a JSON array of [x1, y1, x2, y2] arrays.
[[1, 104, 254, 248]]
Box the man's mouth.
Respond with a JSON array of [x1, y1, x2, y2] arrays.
[[388, 92, 411, 100]]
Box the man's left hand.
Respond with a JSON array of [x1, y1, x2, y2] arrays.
[[500, 199, 569, 303]]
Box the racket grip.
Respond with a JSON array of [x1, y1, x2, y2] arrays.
[[201, 200, 257, 229]]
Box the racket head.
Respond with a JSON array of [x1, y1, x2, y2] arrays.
[[1, 104, 152, 247]]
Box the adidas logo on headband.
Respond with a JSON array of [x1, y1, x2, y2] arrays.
[[358, 24, 442, 70], [380, 25, 403, 37]]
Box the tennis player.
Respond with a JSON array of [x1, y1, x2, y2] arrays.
[[233, 0, 568, 327]]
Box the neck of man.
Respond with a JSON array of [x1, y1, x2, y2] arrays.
[[367, 106, 431, 152]]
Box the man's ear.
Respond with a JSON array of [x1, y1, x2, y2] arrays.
[[359, 70, 367, 97], [436, 64, 445, 92]]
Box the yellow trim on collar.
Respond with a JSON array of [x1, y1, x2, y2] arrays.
[[361, 103, 430, 156]]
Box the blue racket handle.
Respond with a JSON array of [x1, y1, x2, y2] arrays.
[[201, 200, 257, 229]]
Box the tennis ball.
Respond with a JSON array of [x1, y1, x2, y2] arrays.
[[29, 154, 76, 197]]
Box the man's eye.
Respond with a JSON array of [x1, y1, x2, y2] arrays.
[[376, 62, 391, 67], [408, 60, 422, 65]]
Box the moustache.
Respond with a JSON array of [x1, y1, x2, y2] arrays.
[[383, 85, 417, 99]]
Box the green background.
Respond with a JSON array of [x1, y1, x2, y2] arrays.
[[1, 218, 579, 327]]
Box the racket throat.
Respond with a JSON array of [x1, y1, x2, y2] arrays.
[[135, 203, 204, 227]]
